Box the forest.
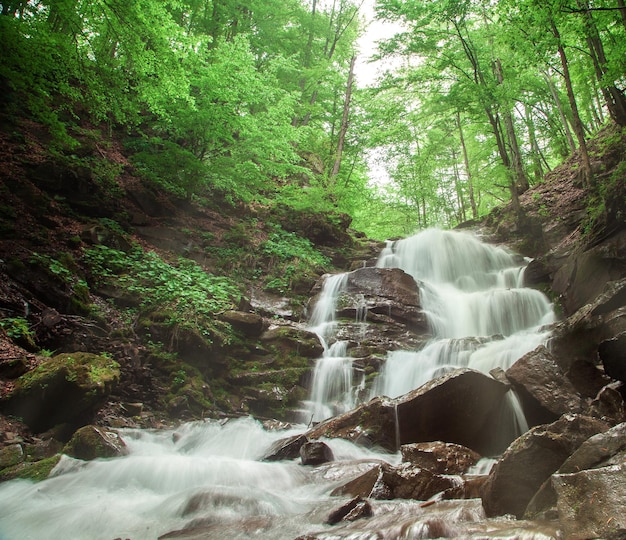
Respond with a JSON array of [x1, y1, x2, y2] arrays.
[[2, 0, 625, 238]]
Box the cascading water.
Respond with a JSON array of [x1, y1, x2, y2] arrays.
[[305, 228, 554, 435], [304, 274, 362, 423], [372, 228, 554, 399]]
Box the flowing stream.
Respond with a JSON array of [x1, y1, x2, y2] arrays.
[[0, 229, 560, 539]]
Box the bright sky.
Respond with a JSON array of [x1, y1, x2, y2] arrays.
[[355, 0, 403, 87]]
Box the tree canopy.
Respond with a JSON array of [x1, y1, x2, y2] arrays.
[[1, 0, 624, 238]]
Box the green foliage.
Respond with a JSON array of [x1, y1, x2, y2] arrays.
[[0, 317, 35, 346], [83, 245, 241, 338], [260, 226, 331, 293]]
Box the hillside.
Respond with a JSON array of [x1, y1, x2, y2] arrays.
[[0, 115, 379, 452]]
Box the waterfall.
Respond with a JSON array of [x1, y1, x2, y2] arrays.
[[373, 229, 554, 399], [306, 228, 554, 430]]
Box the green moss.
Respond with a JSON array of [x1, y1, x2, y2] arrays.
[[0, 455, 61, 482]]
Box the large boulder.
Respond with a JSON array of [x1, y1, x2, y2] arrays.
[[63, 425, 128, 460], [0, 352, 120, 432], [306, 396, 397, 451], [553, 464, 626, 540], [395, 368, 511, 455], [400, 441, 481, 475], [341, 267, 426, 329], [551, 230, 626, 316], [299, 441, 334, 465], [506, 346, 586, 425], [261, 433, 308, 462], [330, 462, 462, 501], [481, 414, 609, 518]]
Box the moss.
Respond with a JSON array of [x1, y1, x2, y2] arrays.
[[0, 455, 61, 482]]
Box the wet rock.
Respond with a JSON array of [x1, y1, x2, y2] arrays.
[[330, 462, 462, 501], [63, 425, 128, 460], [551, 231, 626, 316], [306, 396, 397, 451], [506, 346, 586, 425], [300, 441, 334, 466], [586, 383, 625, 424], [261, 433, 308, 462], [0, 352, 120, 432], [395, 368, 511, 455], [341, 267, 425, 329], [599, 332, 626, 383], [553, 463, 626, 540], [481, 414, 609, 518], [326, 496, 372, 525], [550, 278, 626, 373], [560, 422, 626, 474], [400, 441, 481, 474], [0, 356, 29, 378]]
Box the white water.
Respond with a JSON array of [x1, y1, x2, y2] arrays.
[[306, 228, 555, 428], [0, 417, 391, 540]]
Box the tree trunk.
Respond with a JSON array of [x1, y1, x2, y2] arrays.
[[330, 54, 356, 178], [551, 20, 593, 186], [456, 111, 478, 219], [494, 59, 529, 193], [545, 72, 577, 153], [578, 0, 626, 125], [524, 103, 544, 183]]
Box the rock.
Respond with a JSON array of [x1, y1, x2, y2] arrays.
[[0, 444, 24, 469], [551, 231, 626, 316], [306, 396, 397, 451], [330, 462, 462, 501], [553, 463, 626, 540], [261, 434, 308, 461], [599, 332, 626, 382], [400, 441, 481, 474], [326, 496, 372, 525], [395, 368, 511, 455], [220, 310, 264, 337], [299, 441, 334, 466], [63, 425, 128, 460], [481, 414, 609, 518], [560, 422, 626, 474], [342, 267, 425, 329], [0, 356, 29, 378], [0, 352, 120, 432], [586, 383, 625, 424], [550, 278, 626, 375], [506, 346, 586, 425], [260, 326, 323, 360]]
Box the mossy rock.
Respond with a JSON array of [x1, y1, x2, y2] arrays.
[[0, 352, 120, 432], [260, 326, 323, 365], [0, 444, 24, 469], [63, 425, 128, 460], [0, 455, 62, 483]]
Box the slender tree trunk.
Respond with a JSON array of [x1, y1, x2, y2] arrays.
[[524, 103, 544, 183], [330, 54, 356, 178], [451, 149, 467, 222], [545, 72, 577, 153], [456, 111, 478, 219], [494, 59, 529, 193], [577, 0, 626, 125], [551, 20, 593, 185]]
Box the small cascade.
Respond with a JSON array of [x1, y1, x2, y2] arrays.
[[304, 272, 361, 423]]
